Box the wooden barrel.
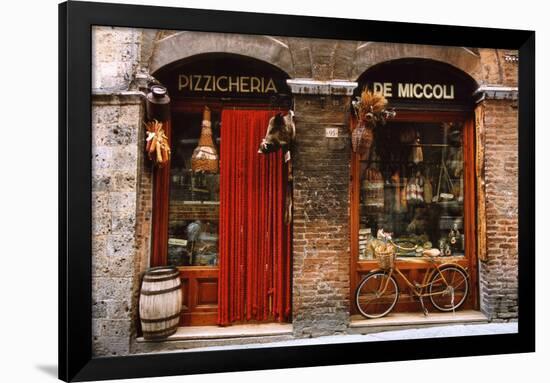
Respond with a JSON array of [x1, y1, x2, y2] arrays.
[[139, 266, 182, 340]]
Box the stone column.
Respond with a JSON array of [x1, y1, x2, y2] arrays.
[[91, 93, 144, 356], [287, 80, 357, 337], [474, 86, 519, 322]]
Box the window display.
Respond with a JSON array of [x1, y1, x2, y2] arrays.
[[167, 108, 220, 267], [358, 121, 465, 259]]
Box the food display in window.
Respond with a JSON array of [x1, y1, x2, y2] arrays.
[[167, 108, 221, 267], [362, 168, 384, 209], [358, 121, 465, 259]]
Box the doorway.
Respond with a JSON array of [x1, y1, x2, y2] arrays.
[[150, 53, 293, 326]]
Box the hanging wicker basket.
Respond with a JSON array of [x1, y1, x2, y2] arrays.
[[351, 90, 395, 154], [191, 106, 219, 173], [351, 123, 374, 155], [351, 124, 364, 153]]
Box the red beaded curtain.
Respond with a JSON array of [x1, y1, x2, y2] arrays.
[[218, 109, 292, 325]]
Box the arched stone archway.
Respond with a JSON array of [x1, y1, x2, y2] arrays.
[[147, 32, 483, 87], [349, 42, 482, 86], [148, 31, 294, 77]]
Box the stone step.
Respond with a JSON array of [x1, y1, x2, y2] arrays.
[[348, 310, 488, 335], [134, 322, 294, 354], [134, 334, 295, 354]]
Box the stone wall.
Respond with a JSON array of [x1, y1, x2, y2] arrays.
[[91, 26, 519, 93], [478, 98, 519, 321], [92, 26, 141, 91], [291, 95, 352, 337], [91, 94, 143, 356], [91, 25, 150, 357]]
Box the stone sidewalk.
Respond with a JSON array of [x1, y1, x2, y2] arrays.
[[177, 322, 518, 352]]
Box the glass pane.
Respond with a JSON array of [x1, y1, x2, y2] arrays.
[[358, 121, 465, 260], [167, 111, 220, 267]]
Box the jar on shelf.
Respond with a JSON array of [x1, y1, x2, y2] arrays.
[[359, 228, 376, 260]]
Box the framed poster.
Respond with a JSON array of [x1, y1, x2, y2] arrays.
[[59, 1, 535, 381]]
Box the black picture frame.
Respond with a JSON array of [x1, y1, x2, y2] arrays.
[[59, 1, 535, 381]]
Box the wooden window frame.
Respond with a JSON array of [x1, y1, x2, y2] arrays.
[[150, 99, 288, 266], [349, 109, 479, 314]]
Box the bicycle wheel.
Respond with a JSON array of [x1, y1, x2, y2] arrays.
[[428, 265, 469, 312], [355, 271, 399, 319]]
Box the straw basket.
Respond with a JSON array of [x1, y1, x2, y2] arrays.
[[191, 156, 218, 173], [351, 123, 374, 157], [191, 106, 219, 173], [375, 244, 396, 270]]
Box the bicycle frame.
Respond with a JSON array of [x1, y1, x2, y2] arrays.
[[374, 258, 468, 299]]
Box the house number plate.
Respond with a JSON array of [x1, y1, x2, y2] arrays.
[[325, 128, 338, 138]]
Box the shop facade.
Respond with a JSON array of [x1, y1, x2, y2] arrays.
[[91, 27, 519, 356]]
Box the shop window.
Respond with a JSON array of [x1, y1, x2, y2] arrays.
[[167, 111, 220, 267], [358, 120, 465, 259]]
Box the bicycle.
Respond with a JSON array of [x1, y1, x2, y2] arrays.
[[355, 240, 469, 319]]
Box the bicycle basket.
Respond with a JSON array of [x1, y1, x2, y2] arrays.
[[375, 244, 396, 270]]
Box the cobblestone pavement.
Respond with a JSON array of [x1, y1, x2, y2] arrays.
[[178, 322, 518, 352]]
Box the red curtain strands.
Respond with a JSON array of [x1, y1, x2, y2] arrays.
[[151, 120, 171, 267], [218, 110, 292, 326]]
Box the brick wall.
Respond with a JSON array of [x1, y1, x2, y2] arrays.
[[292, 95, 352, 337], [478, 99, 518, 321], [478, 48, 518, 87], [91, 95, 143, 356], [499, 50, 519, 86]]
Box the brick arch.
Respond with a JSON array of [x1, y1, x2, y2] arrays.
[[350, 42, 481, 85], [148, 31, 294, 77]]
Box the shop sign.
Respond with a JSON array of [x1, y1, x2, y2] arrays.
[[357, 59, 477, 105], [369, 82, 455, 100], [155, 55, 290, 99], [178, 74, 278, 94]]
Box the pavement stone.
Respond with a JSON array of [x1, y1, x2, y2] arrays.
[[173, 322, 518, 353]]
